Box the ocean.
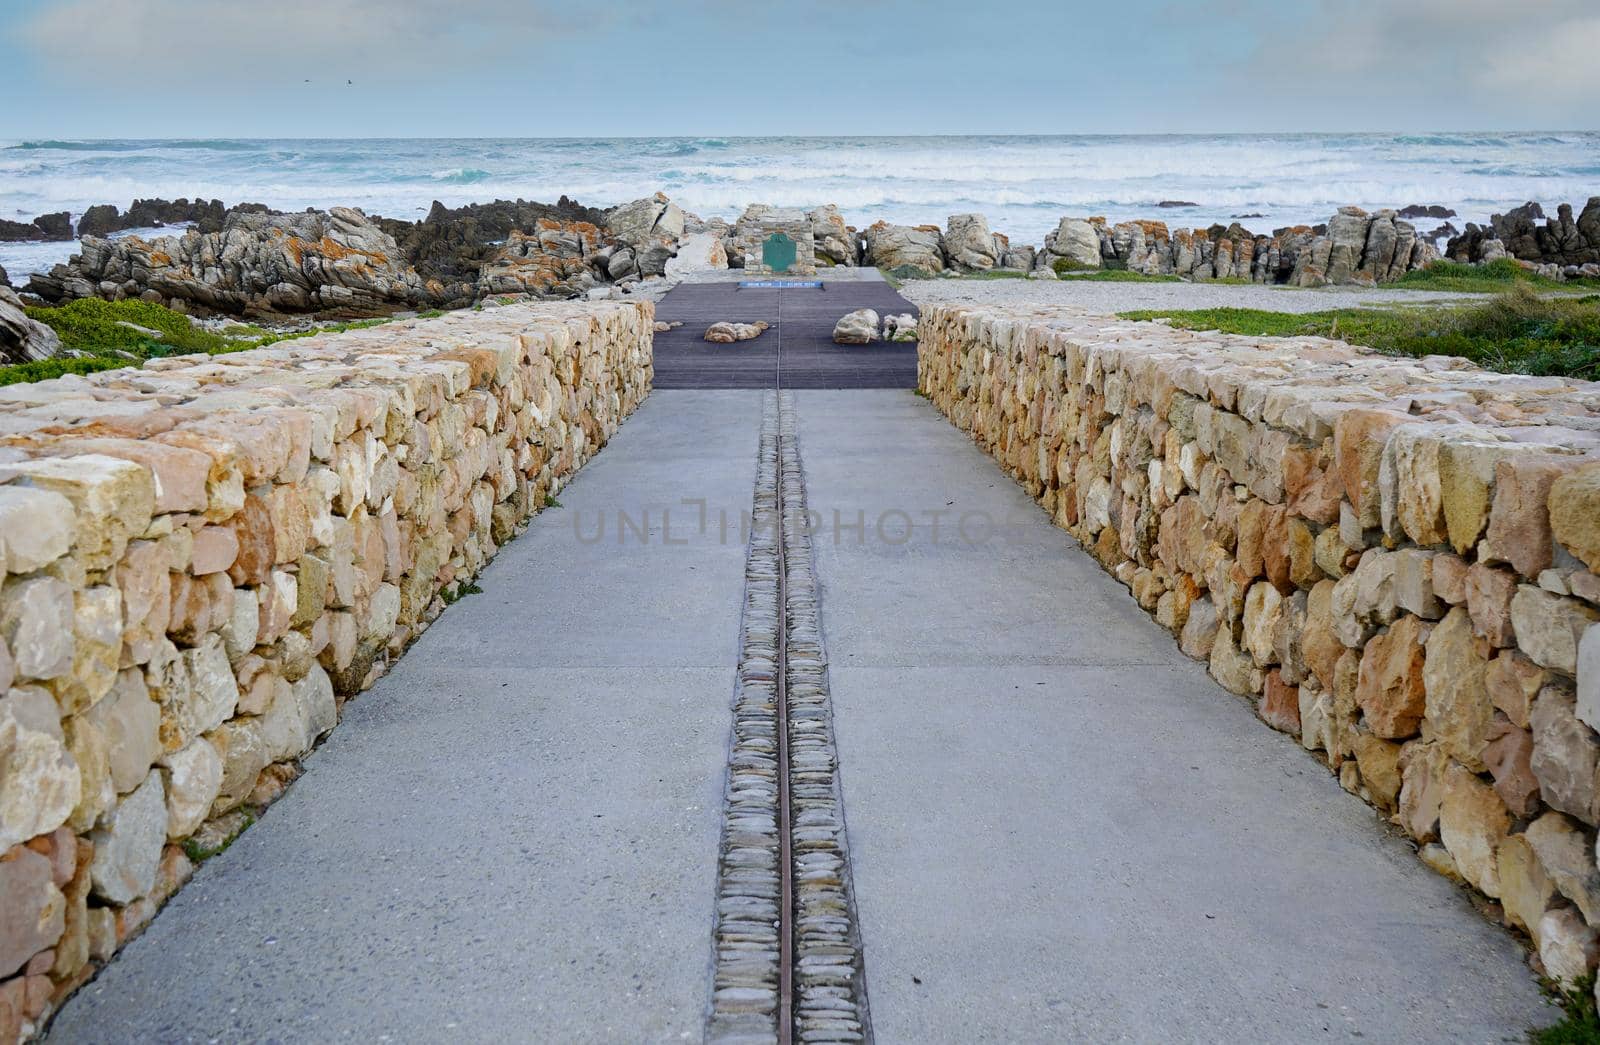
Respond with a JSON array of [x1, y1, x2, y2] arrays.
[[3, 133, 1598, 280]]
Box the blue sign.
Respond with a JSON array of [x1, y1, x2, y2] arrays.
[[738, 280, 824, 289]]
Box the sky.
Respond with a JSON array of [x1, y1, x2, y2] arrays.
[[2, 0, 1597, 137]]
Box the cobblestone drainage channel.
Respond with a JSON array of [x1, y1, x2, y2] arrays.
[[707, 391, 871, 1044]]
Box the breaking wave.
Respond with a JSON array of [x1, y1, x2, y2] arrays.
[[428, 167, 492, 183], [4, 132, 1597, 278]]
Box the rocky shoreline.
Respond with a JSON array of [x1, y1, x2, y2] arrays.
[[1446, 199, 1600, 277], [4, 193, 1598, 335]]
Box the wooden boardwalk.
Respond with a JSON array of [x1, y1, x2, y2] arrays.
[[651, 278, 919, 389]]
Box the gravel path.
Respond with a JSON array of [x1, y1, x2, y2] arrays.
[[897, 276, 1486, 315]]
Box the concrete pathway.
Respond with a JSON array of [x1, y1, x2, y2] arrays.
[[798, 390, 1551, 1041], [48, 385, 1555, 1042], [49, 390, 764, 1043]]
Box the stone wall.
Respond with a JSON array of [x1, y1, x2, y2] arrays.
[[919, 304, 1600, 986], [0, 301, 652, 1040]]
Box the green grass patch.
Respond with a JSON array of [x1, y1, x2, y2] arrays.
[[1119, 286, 1600, 379], [1532, 971, 1599, 1044], [1051, 256, 1095, 275], [3, 299, 417, 386], [544, 493, 564, 508], [931, 264, 1182, 284], [878, 264, 939, 287], [1065, 269, 1183, 284], [951, 268, 1031, 279], [1393, 257, 1600, 294]]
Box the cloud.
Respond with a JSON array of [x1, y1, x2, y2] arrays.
[[18, 0, 616, 86], [1481, 13, 1600, 96], [1237, 0, 1600, 116]]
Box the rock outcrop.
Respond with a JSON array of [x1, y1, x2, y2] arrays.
[[3, 199, 246, 242], [0, 212, 72, 243], [943, 214, 1003, 272], [863, 222, 944, 275], [0, 287, 60, 363], [25, 195, 654, 317], [376, 196, 607, 306], [1037, 207, 1438, 286], [75, 199, 243, 239], [808, 205, 858, 267], [27, 208, 437, 318], [24, 188, 1564, 322], [476, 220, 607, 299], [843, 207, 1440, 285], [1045, 217, 1104, 270], [1447, 198, 1600, 278], [1399, 204, 1457, 220], [1288, 207, 1429, 286], [606, 192, 684, 278], [664, 232, 730, 278]]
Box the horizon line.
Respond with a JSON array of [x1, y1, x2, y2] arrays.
[[3, 129, 1597, 145]]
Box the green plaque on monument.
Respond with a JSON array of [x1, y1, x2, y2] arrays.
[[762, 232, 797, 274]]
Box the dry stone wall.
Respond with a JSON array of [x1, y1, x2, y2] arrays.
[[0, 301, 652, 1041], [919, 303, 1600, 985]]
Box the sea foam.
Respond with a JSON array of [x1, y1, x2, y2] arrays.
[[3, 133, 1596, 279]]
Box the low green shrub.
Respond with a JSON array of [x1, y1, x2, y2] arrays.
[[1531, 971, 1599, 1044], [3, 299, 414, 385], [0, 356, 136, 387], [25, 298, 230, 354], [1120, 287, 1600, 379]]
